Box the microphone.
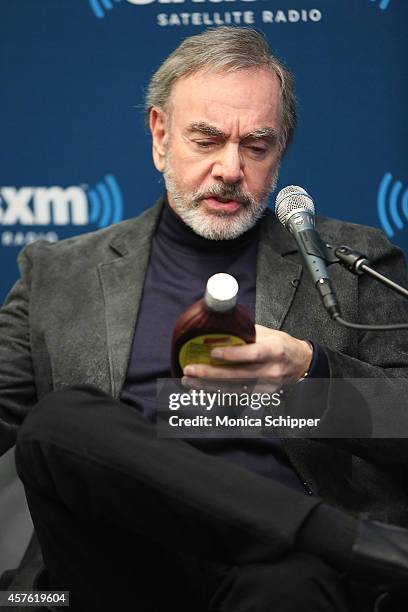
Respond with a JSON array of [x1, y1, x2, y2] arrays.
[[275, 186, 340, 319]]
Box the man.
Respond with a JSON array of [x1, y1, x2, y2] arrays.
[[1, 27, 408, 612]]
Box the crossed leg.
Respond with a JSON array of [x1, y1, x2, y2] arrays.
[[15, 385, 350, 611]]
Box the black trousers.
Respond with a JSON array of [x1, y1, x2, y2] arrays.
[[14, 385, 362, 612]]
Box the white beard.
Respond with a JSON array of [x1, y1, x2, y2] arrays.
[[163, 158, 279, 241]]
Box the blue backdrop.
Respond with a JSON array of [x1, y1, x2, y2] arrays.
[[1, 0, 407, 304]]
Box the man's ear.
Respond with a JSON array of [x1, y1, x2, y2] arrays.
[[149, 107, 168, 172]]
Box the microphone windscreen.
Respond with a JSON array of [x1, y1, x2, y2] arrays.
[[275, 185, 315, 227]]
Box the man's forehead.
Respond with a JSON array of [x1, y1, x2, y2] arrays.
[[168, 67, 283, 129]]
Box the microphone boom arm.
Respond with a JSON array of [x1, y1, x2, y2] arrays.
[[334, 245, 408, 300]]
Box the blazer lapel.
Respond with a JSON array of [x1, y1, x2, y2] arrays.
[[98, 200, 163, 397], [256, 211, 302, 329], [98, 203, 302, 397]]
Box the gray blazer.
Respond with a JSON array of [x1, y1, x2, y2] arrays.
[[1, 198, 408, 523]]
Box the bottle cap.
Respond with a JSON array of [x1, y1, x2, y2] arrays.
[[204, 273, 239, 312]]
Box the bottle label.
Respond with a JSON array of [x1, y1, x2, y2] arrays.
[[179, 334, 245, 369]]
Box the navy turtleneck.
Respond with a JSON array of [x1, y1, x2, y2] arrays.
[[120, 201, 312, 493], [120, 202, 259, 416]]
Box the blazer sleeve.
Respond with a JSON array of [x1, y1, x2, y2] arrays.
[[0, 246, 37, 457], [328, 235, 408, 377], [316, 233, 408, 464]]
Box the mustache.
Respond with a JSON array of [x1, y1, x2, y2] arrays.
[[192, 184, 256, 208]]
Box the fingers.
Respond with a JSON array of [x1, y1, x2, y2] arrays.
[[183, 362, 260, 379], [211, 340, 284, 364], [183, 361, 287, 381]]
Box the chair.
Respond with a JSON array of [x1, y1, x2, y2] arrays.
[[0, 446, 50, 611]]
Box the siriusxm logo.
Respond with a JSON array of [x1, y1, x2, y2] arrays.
[[90, 0, 258, 17], [89, 0, 123, 19], [369, 0, 391, 10], [377, 172, 408, 238], [0, 174, 123, 246], [89, 0, 321, 18], [88, 174, 123, 227]]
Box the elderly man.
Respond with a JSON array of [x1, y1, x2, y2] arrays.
[[2, 27, 408, 612]]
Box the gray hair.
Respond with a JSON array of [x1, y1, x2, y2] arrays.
[[145, 27, 297, 154]]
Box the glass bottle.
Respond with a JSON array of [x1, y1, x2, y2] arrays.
[[171, 273, 256, 377]]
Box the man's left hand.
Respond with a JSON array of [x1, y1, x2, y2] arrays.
[[182, 324, 313, 385]]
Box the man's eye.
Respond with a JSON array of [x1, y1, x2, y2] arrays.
[[194, 140, 216, 148], [247, 146, 267, 156]]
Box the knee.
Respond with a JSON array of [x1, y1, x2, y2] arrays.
[[18, 384, 108, 439], [214, 554, 348, 612], [16, 385, 106, 467], [15, 385, 109, 490], [265, 553, 344, 601]]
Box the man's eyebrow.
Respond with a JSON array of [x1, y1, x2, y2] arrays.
[[186, 122, 226, 138], [186, 122, 278, 143], [241, 127, 278, 142]]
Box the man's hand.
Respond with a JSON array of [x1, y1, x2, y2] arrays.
[[182, 324, 313, 385]]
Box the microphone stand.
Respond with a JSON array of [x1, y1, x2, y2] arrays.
[[333, 245, 408, 300], [317, 243, 408, 330]]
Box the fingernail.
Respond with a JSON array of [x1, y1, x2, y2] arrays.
[[211, 349, 222, 358], [184, 366, 195, 376]]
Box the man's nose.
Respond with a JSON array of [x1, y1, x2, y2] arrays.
[[211, 144, 244, 184]]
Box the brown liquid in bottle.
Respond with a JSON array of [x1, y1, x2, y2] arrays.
[[171, 273, 256, 377]]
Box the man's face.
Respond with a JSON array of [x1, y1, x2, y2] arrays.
[[150, 68, 283, 240]]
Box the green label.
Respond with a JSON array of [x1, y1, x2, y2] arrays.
[[179, 333, 245, 369]]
